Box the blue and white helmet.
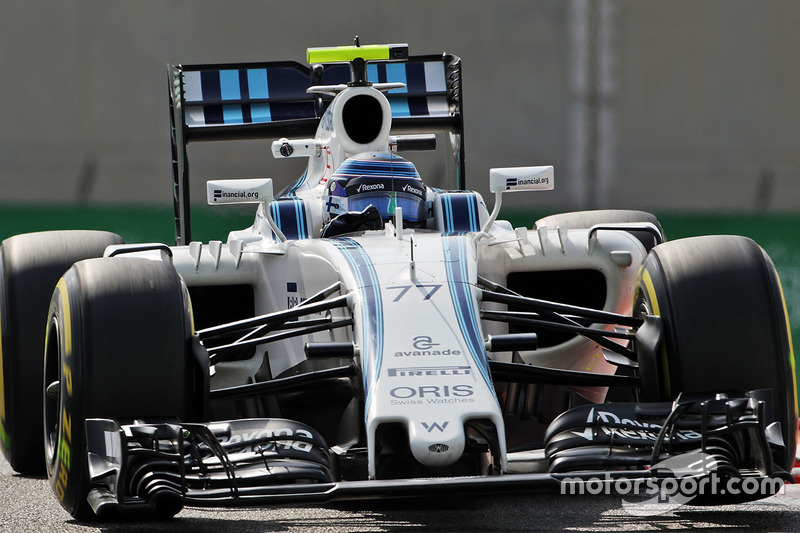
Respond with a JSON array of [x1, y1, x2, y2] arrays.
[[324, 152, 427, 225]]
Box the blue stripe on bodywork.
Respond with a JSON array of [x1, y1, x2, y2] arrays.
[[247, 68, 269, 99], [219, 70, 241, 100], [270, 198, 309, 241], [281, 169, 308, 199], [367, 64, 379, 84], [250, 103, 272, 122], [222, 105, 244, 124], [270, 201, 282, 238], [295, 200, 307, 238], [467, 194, 478, 229], [389, 98, 411, 118], [385, 63, 408, 94], [442, 235, 494, 394], [442, 193, 480, 235], [332, 239, 383, 416]]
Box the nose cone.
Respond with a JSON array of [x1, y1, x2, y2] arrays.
[[407, 421, 465, 467]]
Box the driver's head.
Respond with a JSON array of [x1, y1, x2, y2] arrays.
[[324, 152, 427, 226]]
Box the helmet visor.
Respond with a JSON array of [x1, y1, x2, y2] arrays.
[[347, 191, 426, 223]]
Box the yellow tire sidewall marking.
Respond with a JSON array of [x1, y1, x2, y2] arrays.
[[774, 271, 799, 420], [53, 277, 73, 503], [56, 278, 71, 358], [640, 267, 671, 397]]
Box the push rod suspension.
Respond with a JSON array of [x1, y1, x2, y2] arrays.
[[208, 318, 354, 365], [479, 289, 642, 328], [197, 294, 349, 341]]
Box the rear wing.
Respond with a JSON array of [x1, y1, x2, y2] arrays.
[[168, 54, 464, 245]]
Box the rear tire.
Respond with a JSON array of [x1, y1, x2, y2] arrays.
[[0, 231, 123, 475], [634, 235, 797, 471], [43, 257, 200, 520]]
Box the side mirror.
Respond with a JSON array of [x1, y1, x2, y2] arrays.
[[206, 178, 274, 205], [489, 166, 554, 194], [206, 178, 286, 241], [482, 166, 554, 233]]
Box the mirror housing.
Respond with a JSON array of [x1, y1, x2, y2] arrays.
[[206, 178, 274, 205], [482, 166, 554, 233], [206, 178, 286, 241], [489, 166, 554, 193]]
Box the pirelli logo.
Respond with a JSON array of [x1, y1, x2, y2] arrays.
[[387, 366, 471, 377]]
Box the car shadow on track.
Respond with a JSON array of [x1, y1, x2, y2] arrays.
[[82, 491, 800, 532]]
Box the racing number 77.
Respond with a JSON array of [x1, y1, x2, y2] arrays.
[[386, 284, 442, 302]]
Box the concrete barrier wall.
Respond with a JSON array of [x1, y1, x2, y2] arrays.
[[1, 1, 799, 212]]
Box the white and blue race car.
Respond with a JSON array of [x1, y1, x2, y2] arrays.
[[0, 42, 796, 520]]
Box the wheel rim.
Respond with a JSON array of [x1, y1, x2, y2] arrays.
[[43, 316, 62, 471]]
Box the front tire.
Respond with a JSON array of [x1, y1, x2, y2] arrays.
[[43, 258, 200, 520], [634, 235, 797, 471]]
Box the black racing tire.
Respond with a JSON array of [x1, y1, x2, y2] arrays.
[[534, 209, 665, 252], [634, 235, 797, 471], [0, 230, 123, 475], [43, 258, 200, 520]]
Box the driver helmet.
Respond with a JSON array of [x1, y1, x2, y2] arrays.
[[324, 152, 427, 226]]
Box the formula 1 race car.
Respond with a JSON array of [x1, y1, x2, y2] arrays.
[[0, 42, 797, 520]]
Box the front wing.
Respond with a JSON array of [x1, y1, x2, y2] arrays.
[[83, 390, 792, 516]]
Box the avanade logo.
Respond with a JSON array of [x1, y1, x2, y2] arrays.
[[394, 336, 461, 357]]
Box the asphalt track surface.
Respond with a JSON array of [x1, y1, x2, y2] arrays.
[[3, 454, 800, 532]]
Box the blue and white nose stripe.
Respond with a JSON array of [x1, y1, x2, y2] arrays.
[[442, 236, 494, 396], [331, 238, 384, 414]]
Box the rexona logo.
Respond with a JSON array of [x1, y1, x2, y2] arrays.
[[356, 183, 385, 193], [402, 183, 425, 197], [213, 189, 260, 201]]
